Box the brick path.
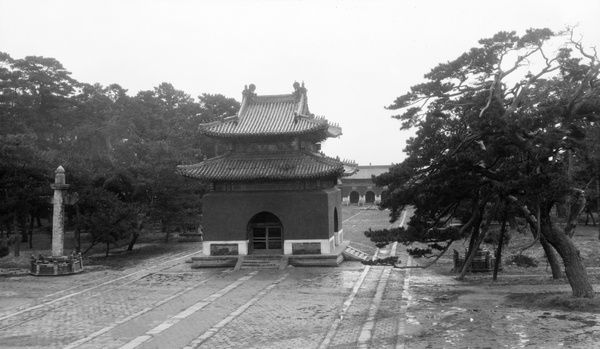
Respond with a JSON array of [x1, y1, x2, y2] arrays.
[[0, 208, 413, 349]]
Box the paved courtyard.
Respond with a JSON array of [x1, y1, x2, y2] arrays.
[[1, 207, 599, 348], [0, 207, 409, 349]]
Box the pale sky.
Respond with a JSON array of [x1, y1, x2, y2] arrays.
[[1, 0, 599, 165]]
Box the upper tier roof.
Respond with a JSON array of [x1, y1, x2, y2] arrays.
[[200, 82, 342, 139]]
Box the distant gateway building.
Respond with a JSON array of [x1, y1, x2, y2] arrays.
[[178, 82, 356, 257], [340, 165, 390, 205]]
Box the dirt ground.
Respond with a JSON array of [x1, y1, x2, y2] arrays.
[[395, 221, 600, 348]]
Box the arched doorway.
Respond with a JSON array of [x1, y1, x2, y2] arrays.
[[247, 212, 283, 254], [349, 191, 360, 204], [334, 207, 339, 232], [365, 191, 375, 204]]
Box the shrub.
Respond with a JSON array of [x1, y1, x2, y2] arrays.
[[483, 227, 511, 246], [507, 254, 538, 267], [362, 256, 399, 266], [407, 247, 432, 257]]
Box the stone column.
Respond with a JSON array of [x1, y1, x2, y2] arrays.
[[50, 166, 70, 257]]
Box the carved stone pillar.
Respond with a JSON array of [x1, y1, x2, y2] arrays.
[[50, 166, 70, 257]]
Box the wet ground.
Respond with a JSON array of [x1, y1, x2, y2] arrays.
[[401, 259, 600, 348], [0, 206, 599, 348]]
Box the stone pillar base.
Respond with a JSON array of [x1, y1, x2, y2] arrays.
[[29, 253, 84, 276]]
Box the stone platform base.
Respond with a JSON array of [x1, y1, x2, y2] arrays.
[[288, 241, 348, 267], [190, 241, 350, 269], [30, 254, 84, 276], [191, 256, 238, 269]]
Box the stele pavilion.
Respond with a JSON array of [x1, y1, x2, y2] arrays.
[[178, 82, 356, 257]]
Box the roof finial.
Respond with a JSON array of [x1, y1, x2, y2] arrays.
[[242, 84, 257, 99], [292, 81, 306, 99]]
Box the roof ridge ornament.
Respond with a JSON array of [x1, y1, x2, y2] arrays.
[[293, 81, 308, 123], [292, 81, 307, 99], [242, 84, 257, 100], [236, 83, 257, 124]]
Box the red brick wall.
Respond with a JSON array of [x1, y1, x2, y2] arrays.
[[202, 187, 341, 242]]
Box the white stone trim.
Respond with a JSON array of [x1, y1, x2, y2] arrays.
[[284, 238, 333, 254], [334, 229, 344, 246], [203, 240, 249, 256]]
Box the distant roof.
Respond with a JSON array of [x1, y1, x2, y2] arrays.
[[200, 82, 342, 139], [178, 151, 349, 182], [344, 165, 390, 180]]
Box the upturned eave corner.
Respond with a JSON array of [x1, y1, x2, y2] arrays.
[[341, 159, 359, 177], [327, 123, 342, 138]]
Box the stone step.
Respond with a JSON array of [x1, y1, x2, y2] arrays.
[[342, 246, 370, 261], [240, 265, 279, 270], [236, 255, 287, 270]]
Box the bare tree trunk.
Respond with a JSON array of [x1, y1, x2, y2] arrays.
[[566, 188, 586, 237], [493, 209, 507, 281], [18, 212, 28, 243], [127, 213, 143, 251], [597, 176, 600, 240], [466, 207, 484, 259], [540, 235, 562, 279], [74, 203, 82, 253], [127, 232, 139, 251], [507, 196, 562, 278], [163, 221, 171, 243], [585, 206, 596, 226], [541, 209, 594, 298], [458, 197, 500, 280], [28, 211, 34, 249]]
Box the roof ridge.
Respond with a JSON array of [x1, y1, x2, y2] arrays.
[[253, 93, 294, 98], [178, 153, 229, 167]]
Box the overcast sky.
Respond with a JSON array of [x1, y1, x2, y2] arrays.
[[1, 0, 599, 165]]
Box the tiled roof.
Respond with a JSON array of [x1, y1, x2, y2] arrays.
[[200, 84, 342, 139], [177, 151, 346, 181], [345, 165, 391, 180]]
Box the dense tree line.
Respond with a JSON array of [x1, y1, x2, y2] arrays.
[[0, 52, 239, 257], [366, 28, 600, 298]]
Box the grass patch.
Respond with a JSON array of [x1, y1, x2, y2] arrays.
[[506, 292, 600, 313]]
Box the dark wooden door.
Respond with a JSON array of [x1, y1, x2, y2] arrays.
[[251, 225, 283, 254]]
